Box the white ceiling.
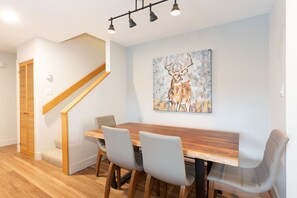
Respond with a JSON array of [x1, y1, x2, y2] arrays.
[[0, 0, 274, 54]]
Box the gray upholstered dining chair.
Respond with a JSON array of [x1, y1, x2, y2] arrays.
[[102, 126, 143, 198], [95, 115, 116, 177], [139, 131, 195, 198], [207, 129, 289, 198]]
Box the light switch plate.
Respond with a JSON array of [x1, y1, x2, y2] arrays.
[[45, 88, 53, 95], [0, 62, 4, 68], [280, 83, 285, 97]]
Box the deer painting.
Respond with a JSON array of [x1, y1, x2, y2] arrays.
[[165, 54, 193, 112]]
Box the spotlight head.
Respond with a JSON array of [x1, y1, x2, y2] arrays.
[[107, 18, 115, 34], [129, 18, 137, 28], [108, 24, 115, 34], [171, 2, 180, 16], [150, 11, 158, 22], [128, 11, 137, 28]]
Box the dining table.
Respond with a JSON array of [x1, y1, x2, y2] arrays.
[[85, 122, 239, 198]]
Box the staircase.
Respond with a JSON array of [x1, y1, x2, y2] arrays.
[[41, 140, 62, 168], [41, 64, 107, 174]]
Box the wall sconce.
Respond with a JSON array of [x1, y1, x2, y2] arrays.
[[45, 74, 53, 82]]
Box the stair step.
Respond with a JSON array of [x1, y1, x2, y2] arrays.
[[41, 148, 62, 168]]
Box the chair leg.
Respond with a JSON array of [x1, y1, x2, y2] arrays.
[[179, 185, 194, 198], [154, 179, 160, 196], [128, 170, 140, 198], [104, 162, 117, 198], [208, 181, 216, 198], [144, 174, 153, 198], [179, 185, 186, 198], [260, 191, 271, 198], [164, 182, 167, 198], [116, 167, 121, 190], [96, 150, 103, 177]]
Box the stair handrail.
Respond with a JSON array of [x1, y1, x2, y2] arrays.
[[42, 64, 106, 114], [60, 71, 110, 174]]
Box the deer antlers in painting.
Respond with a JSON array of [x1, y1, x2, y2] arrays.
[[165, 54, 193, 112]]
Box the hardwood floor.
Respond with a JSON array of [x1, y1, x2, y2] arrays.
[[0, 145, 231, 198]]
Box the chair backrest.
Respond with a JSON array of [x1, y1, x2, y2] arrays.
[[96, 115, 116, 128], [102, 126, 142, 171], [139, 131, 188, 186], [256, 129, 289, 192]]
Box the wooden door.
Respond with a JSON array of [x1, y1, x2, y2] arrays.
[[19, 60, 34, 158]]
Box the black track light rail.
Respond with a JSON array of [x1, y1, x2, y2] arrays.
[[108, 0, 168, 21]]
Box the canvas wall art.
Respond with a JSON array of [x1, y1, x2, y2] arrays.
[[153, 49, 212, 113]]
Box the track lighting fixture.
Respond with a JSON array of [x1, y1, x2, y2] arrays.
[[170, 0, 180, 16], [107, 0, 181, 34]]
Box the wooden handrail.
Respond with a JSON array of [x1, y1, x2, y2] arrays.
[[61, 71, 110, 174], [42, 64, 106, 114], [60, 72, 110, 114]]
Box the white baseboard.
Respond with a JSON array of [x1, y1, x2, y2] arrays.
[[35, 152, 42, 160], [0, 138, 17, 147], [69, 155, 97, 175]]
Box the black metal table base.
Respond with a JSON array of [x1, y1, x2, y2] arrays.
[[111, 171, 132, 189], [195, 158, 205, 198]]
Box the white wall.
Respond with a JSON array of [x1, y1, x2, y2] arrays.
[[17, 35, 105, 158], [68, 41, 127, 174], [269, 0, 286, 132], [0, 51, 17, 147], [127, 15, 269, 161], [269, 0, 286, 197], [286, 1, 297, 198]]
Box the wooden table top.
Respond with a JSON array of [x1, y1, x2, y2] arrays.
[[85, 122, 239, 166]]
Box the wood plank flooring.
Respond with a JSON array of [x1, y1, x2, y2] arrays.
[[0, 145, 231, 198]]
